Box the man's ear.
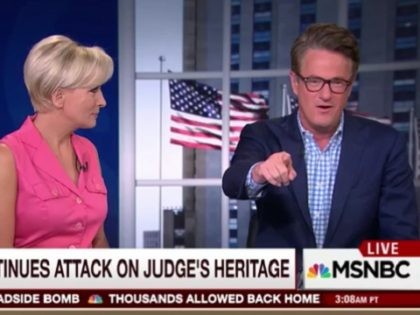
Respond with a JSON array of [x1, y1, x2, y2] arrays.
[[289, 71, 299, 95], [51, 88, 65, 109]]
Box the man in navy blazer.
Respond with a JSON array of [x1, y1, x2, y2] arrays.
[[222, 23, 419, 255]]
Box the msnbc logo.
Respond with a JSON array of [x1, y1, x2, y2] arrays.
[[307, 263, 331, 279], [88, 294, 104, 304]]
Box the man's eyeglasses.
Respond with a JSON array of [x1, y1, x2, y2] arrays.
[[296, 73, 352, 94]]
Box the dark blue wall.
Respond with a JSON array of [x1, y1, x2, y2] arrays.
[[0, 0, 119, 247]]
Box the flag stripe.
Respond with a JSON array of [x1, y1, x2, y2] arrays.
[[170, 127, 222, 139], [171, 122, 242, 138], [170, 139, 221, 150], [171, 114, 220, 130]]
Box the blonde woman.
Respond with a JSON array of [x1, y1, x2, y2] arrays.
[[0, 35, 113, 248]]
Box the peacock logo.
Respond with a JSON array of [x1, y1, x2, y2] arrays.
[[87, 294, 104, 304], [307, 263, 331, 279]]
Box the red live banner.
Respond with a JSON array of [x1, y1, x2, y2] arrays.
[[359, 240, 420, 257], [1, 289, 420, 309]]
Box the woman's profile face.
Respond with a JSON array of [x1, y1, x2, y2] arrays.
[[59, 86, 107, 129]]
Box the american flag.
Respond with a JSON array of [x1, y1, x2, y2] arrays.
[[281, 83, 298, 116], [286, 93, 299, 115], [169, 79, 269, 151]]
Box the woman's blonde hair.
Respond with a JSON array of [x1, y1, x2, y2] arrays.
[[24, 35, 114, 112]]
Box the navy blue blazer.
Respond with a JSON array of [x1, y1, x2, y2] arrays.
[[223, 110, 419, 250]]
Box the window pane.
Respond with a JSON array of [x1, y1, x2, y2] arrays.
[[136, 79, 223, 180], [356, 70, 418, 138], [135, 0, 224, 72], [231, 76, 294, 119], [228, 199, 257, 248], [135, 0, 184, 72], [135, 186, 226, 248]]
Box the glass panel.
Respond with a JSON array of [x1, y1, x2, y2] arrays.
[[352, 71, 394, 117], [136, 79, 223, 180], [231, 76, 294, 120], [228, 199, 257, 248], [395, 0, 418, 62], [188, 0, 224, 71], [252, 0, 272, 70], [355, 70, 418, 138], [348, 0, 362, 40], [300, 0, 316, 33], [299, 69, 413, 129], [359, 0, 419, 63], [135, 186, 225, 248], [135, 0, 224, 72], [135, 0, 184, 72], [347, 75, 360, 111]]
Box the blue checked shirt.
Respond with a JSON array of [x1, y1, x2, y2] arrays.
[[298, 114, 343, 248], [246, 113, 344, 248]]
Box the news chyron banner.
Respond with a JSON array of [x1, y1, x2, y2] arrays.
[[0, 248, 298, 309]]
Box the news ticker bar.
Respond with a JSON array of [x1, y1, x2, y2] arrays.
[[1, 289, 420, 309]]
